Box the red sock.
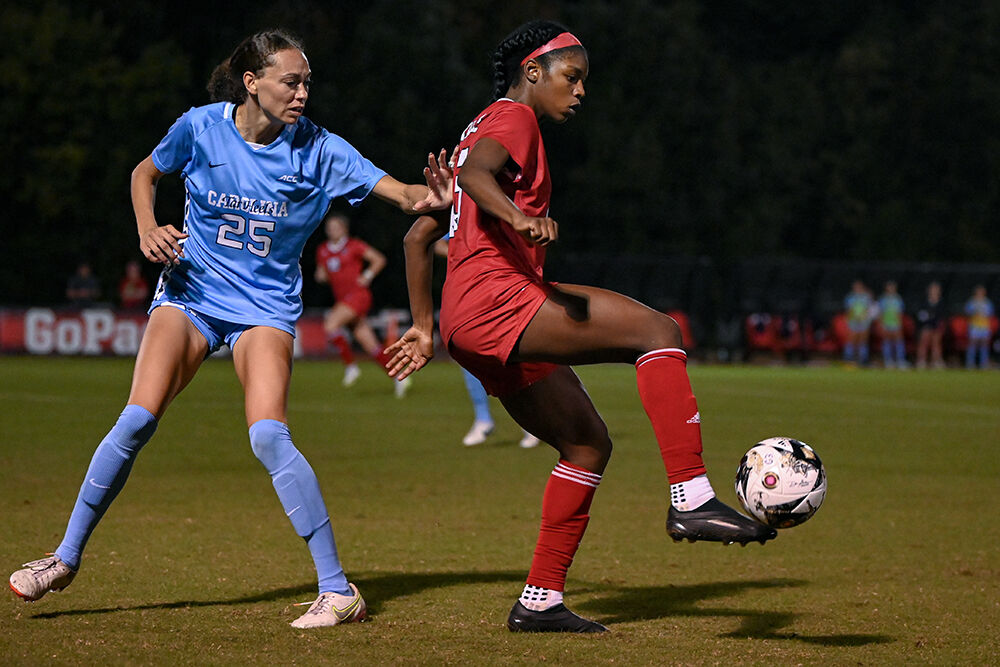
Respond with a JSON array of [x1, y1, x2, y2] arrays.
[[635, 348, 707, 484], [330, 334, 355, 365], [373, 346, 392, 371], [525, 461, 601, 591], [383, 313, 399, 346]]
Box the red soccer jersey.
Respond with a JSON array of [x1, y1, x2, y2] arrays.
[[316, 237, 370, 301], [441, 99, 551, 337]]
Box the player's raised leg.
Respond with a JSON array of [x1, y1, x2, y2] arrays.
[[499, 367, 610, 633], [514, 284, 776, 546], [10, 306, 207, 601], [233, 326, 365, 628]]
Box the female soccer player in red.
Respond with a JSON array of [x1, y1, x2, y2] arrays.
[[388, 20, 776, 633], [315, 211, 411, 396]]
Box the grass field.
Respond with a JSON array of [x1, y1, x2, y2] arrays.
[[2, 357, 998, 665]]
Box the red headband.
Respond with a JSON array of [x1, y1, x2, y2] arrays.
[[519, 32, 583, 66]]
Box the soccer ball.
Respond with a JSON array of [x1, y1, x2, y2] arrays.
[[734, 437, 827, 529]]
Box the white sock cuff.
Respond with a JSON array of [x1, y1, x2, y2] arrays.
[[520, 584, 564, 611], [670, 474, 715, 511]]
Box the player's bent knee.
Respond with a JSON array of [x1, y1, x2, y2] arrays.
[[646, 311, 684, 351], [249, 419, 296, 471], [556, 429, 613, 473]]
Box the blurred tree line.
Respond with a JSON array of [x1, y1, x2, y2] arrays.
[[2, 0, 998, 308]]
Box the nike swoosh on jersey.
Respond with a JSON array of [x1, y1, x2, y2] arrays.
[[208, 162, 226, 168]]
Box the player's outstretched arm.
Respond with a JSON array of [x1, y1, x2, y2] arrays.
[[372, 149, 453, 214], [131, 155, 187, 265], [385, 213, 449, 379]]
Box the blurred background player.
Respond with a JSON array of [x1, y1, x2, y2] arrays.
[[118, 259, 151, 311], [315, 211, 411, 397], [389, 20, 775, 634], [876, 280, 906, 368], [432, 237, 539, 447], [843, 279, 874, 365], [460, 365, 541, 448], [8, 29, 451, 628], [964, 284, 994, 369], [915, 281, 946, 369]]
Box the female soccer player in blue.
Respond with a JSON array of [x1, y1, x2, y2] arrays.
[[9, 29, 450, 629]]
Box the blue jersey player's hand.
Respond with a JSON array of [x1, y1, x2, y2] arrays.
[[140, 224, 188, 266], [413, 148, 454, 213]]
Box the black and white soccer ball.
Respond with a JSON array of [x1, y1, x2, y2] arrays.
[[735, 437, 827, 529]]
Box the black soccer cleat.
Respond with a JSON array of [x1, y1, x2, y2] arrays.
[[667, 497, 777, 546], [506, 601, 608, 633]]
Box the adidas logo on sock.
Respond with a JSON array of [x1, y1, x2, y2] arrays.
[[686, 412, 701, 424]]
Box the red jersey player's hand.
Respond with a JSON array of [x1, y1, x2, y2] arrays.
[[413, 148, 454, 213], [511, 215, 559, 246], [141, 224, 188, 265], [385, 326, 435, 380]]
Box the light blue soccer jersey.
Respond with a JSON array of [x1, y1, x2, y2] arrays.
[[150, 102, 387, 334], [877, 294, 904, 331]]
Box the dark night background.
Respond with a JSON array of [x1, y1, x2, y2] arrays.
[[3, 1, 999, 337]]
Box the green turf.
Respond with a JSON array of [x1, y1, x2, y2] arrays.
[[2, 357, 998, 664]]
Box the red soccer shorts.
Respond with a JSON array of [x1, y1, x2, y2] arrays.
[[443, 279, 557, 397], [337, 289, 372, 318]]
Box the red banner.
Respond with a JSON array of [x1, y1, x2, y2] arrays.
[[0, 307, 411, 358]]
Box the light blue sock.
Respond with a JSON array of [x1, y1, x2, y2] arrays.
[[966, 345, 976, 368], [844, 343, 855, 362], [859, 344, 869, 365], [55, 404, 158, 570], [462, 368, 493, 424], [249, 419, 349, 596], [978, 342, 989, 368], [895, 340, 906, 365], [882, 340, 892, 366]]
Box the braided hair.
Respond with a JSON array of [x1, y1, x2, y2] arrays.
[[207, 29, 304, 104], [490, 20, 584, 101]]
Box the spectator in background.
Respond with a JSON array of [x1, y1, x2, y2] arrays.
[[843, 279, 874, 365], [118, 259, 150, 311], [66, 262, 101, 306], [964, 285, 994, 369], [877, 281, 907, 368], [915, 281, 946, 369]]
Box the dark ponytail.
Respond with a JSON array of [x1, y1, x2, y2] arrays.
[[207, 29, 304, 103], [490, 20, 582, 101]]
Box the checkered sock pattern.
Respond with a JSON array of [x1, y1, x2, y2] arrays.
[[519, 583, 564, 611], [635, 348, 707, 484], [525, 461, 601, 591], [669, 474, 715, 511]]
